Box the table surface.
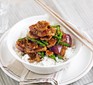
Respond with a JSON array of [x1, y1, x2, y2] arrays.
[[0, 0, 93, 85]]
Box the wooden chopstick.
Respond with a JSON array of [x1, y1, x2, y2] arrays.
[[35, 0, 93, 52]]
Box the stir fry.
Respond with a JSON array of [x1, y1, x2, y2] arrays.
[[16, 21, 72, 62]]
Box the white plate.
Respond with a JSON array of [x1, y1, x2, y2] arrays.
[[0, 31, 93, 85]]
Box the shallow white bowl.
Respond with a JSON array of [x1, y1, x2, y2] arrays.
[[7, 14, 81, 74]]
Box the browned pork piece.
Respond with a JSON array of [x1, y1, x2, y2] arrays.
[[60, 46, 67, 56], [16, 38, 26, 52], [27, 31, 39, 38], [29, 21, 49, 32], [46, 50, 53, 56], [29, 21, 56, 38], [47, 38, 57, 48], [40, 36, 52, 41], [28, 53, 41, 62], [24, 42, 38, 54], [35, 46, 47, 52]]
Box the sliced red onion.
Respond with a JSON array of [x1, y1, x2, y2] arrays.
[[66, 34, 72, 46], [63, 34, 72, 47], [50, 45, 62, 54]]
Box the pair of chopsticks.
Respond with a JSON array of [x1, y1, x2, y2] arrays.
[[35, 0, 93, 52]]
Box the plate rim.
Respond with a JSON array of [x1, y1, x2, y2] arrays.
[[0, 30, 21, 81], [61, 52, 93, 84]]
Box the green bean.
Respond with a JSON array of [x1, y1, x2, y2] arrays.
[[53, 32, 62, 44], [18, 37, 25, 41], [38, 52, 45, 58], [53, 35, 60, 39], [27, 36, 46, 46], [36, 40, 46, 46], [27, 37, 36, 42], [57, 55, 64, 60], [58, 32, 62, 39], [56, 26, 60, 34], [52, 25, 63, 42], [57, 39, 61, 44], [51, 25, 60, 29], [41, 40, 48, 45], [58, 42, 70, 47], [49, 54, 56, 61]]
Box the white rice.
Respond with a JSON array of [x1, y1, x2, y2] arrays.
[[21, 47, 73, 66]]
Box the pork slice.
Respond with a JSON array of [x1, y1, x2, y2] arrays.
[[28, 53, 36, 63], [27, 31, 38, 38], [47, 38, 57, 48], [26, 42, 38, 49], [46, 50, 53, 56], [29, 21, 49, 32], [35, 46, 47, 52], [36, 21, 49, 31], [40, 36, 52, 41], [24, 42, 38, 54], [60, 46, 67, 56], [35, 54, 41, 62], [16, 38, 26, 52]]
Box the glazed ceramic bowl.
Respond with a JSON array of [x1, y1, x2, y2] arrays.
[[7, 14, 81, 74]]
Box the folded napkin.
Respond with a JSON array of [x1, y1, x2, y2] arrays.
[[6, 59, 66, 84]]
